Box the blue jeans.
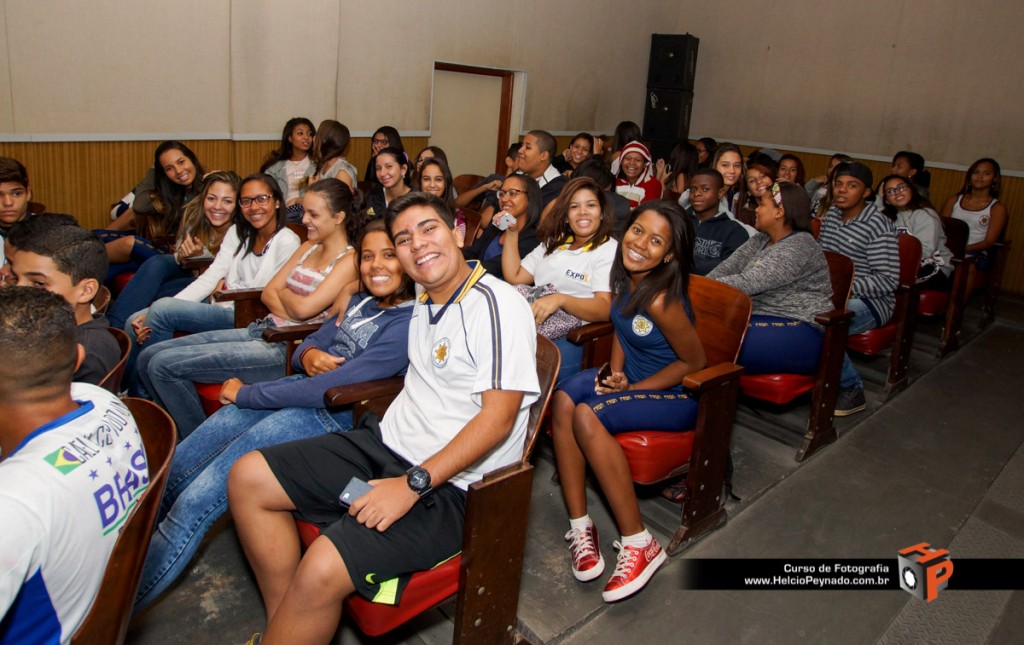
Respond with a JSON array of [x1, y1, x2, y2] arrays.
[[107, 254, 195, 330], [840, 298, 881, 390], [553, 336, 584, 388], [133, 396, 354, 611], [738, 315, 824, 375], [136, 327, 288, 438], [95, 230, 170, 282], [125, 298, 236, 395]]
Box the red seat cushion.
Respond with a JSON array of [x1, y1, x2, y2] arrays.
[[615, 430, 695, 485], [195, 383, 225, 417], [917, 290, 949, 317], [111, 271, 135, 297], [847, 323, 896, 355], [739, 374, 816, 405], [295, 519, 461, 636]]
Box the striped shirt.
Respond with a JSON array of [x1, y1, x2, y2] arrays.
[[819, 202, 899, 325], [268, 243, 353, 327]]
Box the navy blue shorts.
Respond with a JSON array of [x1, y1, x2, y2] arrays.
[[559, 368, 698, 434]]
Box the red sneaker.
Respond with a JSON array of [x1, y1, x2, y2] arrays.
[[601, 538, 666, 602], [564, 524, 605, 582]]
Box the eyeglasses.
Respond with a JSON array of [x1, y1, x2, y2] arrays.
[[239, 194, 273, 208], [372, 138, 388, 146], [884, 184, 910, 197], [497, 189, 526, 199]]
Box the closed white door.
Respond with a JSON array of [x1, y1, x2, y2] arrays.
[[429, 69, 503, 177]]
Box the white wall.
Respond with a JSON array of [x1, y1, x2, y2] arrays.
[[676, 0, 1024, 168], [1, 0, 1021, 171], [0, 0, 678, 138], [2, 0, 231, 135]]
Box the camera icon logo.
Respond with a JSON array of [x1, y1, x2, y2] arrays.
[[897, 542, 953, 602]]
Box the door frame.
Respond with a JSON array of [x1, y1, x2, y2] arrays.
[[433, 62, 514, 174]]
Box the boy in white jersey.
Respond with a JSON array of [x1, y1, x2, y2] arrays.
[[0, 287, 147, 644], [229, 192, 539, 644]]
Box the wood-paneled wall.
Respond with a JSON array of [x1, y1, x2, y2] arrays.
[[0, 137, 428, 230], [2, 137, 1019, 295]]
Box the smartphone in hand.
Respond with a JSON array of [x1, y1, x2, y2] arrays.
[[339, 476, 373, 507], [595, 362, 613, 389], [496, 212, 516, 231]]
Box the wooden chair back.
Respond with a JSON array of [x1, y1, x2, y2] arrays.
[[897, 233, 923, 286], [461, 206, 483, 246], [522, 336, 560, 461], [823, 251, 854, 311], [92, 285, 112, 315], [940, 216, 969, 260], [286, 221, 309, 243], [71, 398, 176, 645], [453, 174, 485, 200], [98, 327, 132, 395], [689, 275, 752, 366]]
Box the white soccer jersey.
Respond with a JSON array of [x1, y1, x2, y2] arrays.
[[0, 383, 148, 644], [382, 264, 540, 491]]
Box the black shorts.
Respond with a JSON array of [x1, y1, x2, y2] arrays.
[[260, 420, 467, 603]]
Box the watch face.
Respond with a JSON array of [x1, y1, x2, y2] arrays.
[[409, 468, 430, 491]]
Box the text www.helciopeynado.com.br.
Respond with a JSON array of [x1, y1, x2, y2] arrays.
[[681, 559, 899, 590]]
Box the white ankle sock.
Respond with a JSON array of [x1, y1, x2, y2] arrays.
[[620, 529, 652, 548], [569, 515, 593, 532]]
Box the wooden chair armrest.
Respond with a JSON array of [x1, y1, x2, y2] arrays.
[[213, 288, 264, 302], [683, 362, 744, 392], [180, 256, 214, 272], [813, 308, 854, 327], [262, 324, 320, 344], [567, 321, 613, 345], [214, 288, 269, 327], [475, 460, 533, 487], [324, 376, 405, 408]]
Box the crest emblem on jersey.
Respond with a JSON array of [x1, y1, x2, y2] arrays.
[[632, 315, 653, 337], [44, 447, 83, 475], [980, 214, 991, 227], [432, 337, 451, 368]]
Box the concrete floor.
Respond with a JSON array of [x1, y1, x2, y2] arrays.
[[127, 295, 1024, 644]]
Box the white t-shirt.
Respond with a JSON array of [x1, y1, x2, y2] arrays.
[[0, 383, 148, 644], [520, 238, 617, 319], [381, 265, 540, 491]]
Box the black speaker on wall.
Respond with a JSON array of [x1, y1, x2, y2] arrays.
[[643, 88, 693, 145], [643, 33, 698, 161], [647, 33, 699, 91]]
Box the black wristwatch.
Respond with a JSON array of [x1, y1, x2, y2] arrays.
[[406, 465, 433, 498]]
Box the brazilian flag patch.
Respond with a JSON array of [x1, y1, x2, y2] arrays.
[[44, 447, 83, 475]]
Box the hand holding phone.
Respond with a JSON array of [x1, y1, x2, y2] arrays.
[[595, 362, 613, 389], [496, 212, 517, 231]]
